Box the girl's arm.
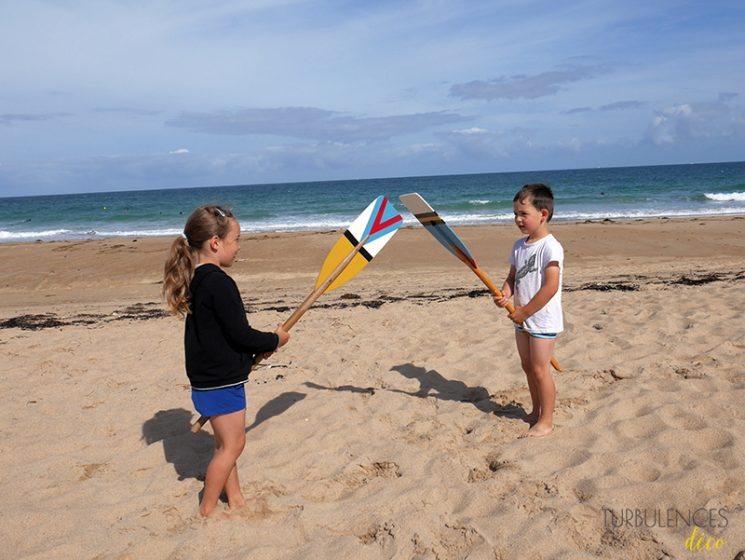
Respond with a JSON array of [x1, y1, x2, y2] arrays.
[[509, 262, 560, 324], [213, 276, 280, 354]]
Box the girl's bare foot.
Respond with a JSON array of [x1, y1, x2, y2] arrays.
[[227, 494, 246, 510], [523, 411, 540, 425], [198, 506, 233, 519]]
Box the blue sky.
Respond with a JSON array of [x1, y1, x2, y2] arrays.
[[1, 0, 744, 196]]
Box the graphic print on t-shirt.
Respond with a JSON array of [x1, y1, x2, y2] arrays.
[[515, 253, 537, 288]]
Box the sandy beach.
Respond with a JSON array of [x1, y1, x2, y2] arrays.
[[2, 216, 745, 559]]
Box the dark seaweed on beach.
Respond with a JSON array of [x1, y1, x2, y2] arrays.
[[112, 308, 170, 321], [573, 282, 640, 292], [0, 302, 168, 331], [667, 273, 726, 286], [0, 314, 65, 330], [467, 289, 490, 298], [0, 313, 96, 330], [260, 305, 293, 313], [657, 270, 744, 286]]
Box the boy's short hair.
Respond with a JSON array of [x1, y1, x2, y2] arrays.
[[514, 183, 554, 221]]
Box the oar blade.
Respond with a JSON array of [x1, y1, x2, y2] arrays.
[[399, 192, 477, 267], [315, 238, 370, 293], [315, 195, 402, 293]]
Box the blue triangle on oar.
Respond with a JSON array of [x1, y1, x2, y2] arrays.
[[399, 193, 476, 267], [426, 221, 476, 267]]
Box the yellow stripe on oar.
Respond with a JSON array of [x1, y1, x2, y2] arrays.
[[319, 248, 370, 293], [315, 231, 373, 293]]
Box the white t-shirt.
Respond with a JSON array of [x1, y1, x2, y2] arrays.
[[508, 233, 564, 334]]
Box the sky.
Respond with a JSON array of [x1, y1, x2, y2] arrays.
[[1, 0, 744, 196]]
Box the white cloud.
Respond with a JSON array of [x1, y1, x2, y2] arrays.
[[0, 112, 72, 125], [450, 63, 613, 101], [166, 107, 473, 142], [452, 127, 489, 135], [646, 95, 745, 146]]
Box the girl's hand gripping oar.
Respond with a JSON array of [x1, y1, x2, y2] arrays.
[[191, 196, 403, 433], [399, 192, 561, 372]]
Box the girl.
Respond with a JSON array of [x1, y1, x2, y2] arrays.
[[163, 205, 290, 517]]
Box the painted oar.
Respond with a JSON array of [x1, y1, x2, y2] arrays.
[[399, 192, 561, 372], [191, 195, 403, 433]]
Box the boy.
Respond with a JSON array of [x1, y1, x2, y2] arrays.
[[494, 183, 563, 438]]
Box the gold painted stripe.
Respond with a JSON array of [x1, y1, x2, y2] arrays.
[[415, 212, 444, 224]]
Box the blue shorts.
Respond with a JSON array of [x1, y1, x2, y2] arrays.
[[191, 383, 246, 417], [514, 325, 558, 339]]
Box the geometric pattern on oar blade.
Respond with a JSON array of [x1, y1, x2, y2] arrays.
[[399, 192, 477, 267], [350, 195, 403, 255], [315, 195, 403, 293]]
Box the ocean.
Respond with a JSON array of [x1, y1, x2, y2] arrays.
[[1, 161, 745, 243]]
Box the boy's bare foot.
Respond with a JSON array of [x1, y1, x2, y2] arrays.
[[519, 423, 553, 438]]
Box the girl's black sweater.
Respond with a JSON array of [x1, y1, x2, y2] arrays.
[[185, 264, 279, 389]]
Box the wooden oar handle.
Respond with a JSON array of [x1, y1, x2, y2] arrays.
[[452, 249, 562, 372], [191, 414, 209, 433], [191, 233, 372, 434]]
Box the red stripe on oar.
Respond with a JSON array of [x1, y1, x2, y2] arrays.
[[369, 197, 403, 235]]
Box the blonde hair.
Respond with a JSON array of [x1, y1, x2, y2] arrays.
[[162, 205, 235, 317]]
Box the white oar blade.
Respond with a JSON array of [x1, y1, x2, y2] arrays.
[[399, 192, 477, 267]]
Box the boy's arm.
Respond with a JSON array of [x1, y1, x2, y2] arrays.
[[509, 262, 560, 324], [501, 265, 516, 298], [494, 265, 516, 307]]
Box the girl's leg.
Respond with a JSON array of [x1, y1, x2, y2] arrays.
[[525, 337, 556, 437], [200, 409, 246, 517], [223, 466, 246, 510], [515, 330, 540, 423], [212, 425, 246, 510]]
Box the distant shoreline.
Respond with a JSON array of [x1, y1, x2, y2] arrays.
[[2, 212, 745, 246]]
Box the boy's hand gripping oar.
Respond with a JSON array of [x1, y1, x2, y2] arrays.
[[191, 196, 403, 433], [399, 192, 561, 372]]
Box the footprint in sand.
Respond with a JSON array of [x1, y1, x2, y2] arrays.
[[467, 452, 517, 483], [78, 462, 108, 481], [302, 461, 402, 502], [358, 520, 396, 552]]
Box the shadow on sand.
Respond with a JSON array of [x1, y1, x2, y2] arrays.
[[142, 391, 308, 482], [303, 363, 526, 419], [390, 363, 525, 418], [142, 408, 213, 481], [246, 391, 307, 432]]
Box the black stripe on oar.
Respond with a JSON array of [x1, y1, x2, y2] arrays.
[[415, 211, 445, 225], [344, 229, 373, 261]]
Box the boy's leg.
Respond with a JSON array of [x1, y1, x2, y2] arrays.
[[525, 336, 556, 437], [515, 330, 540, 422], [200, 408, 246, 516]]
